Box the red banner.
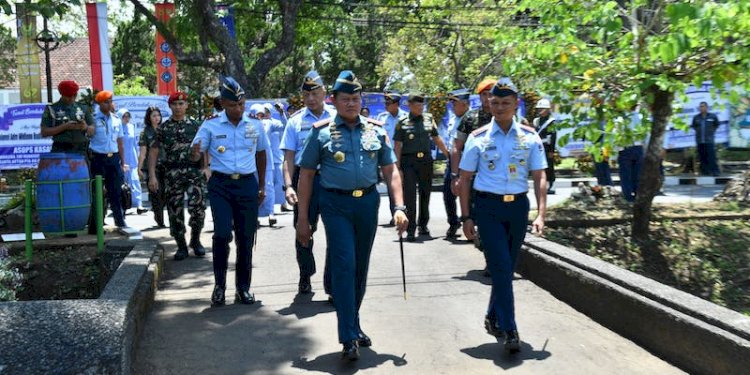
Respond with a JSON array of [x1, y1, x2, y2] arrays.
[[155, 3, 177, 95]]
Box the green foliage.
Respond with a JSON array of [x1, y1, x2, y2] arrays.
[[111, 12, 156, 93], [0, 246, 22, 302], [497, 0, 750, 148], [0, 24, 15, 87], [114, 75, 152, 96]]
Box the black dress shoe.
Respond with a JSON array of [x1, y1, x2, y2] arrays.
[[504, 330, 520, 353], [547, 188, 556, 195], [357, 332, 372, 347], [418, 227, 430, 236], [298, 276, 312, 294], [406, 233, 416, 242], [446, 224, 460, 238], [327, 295, 334, 304], [341, 340, 360, 361], [211, 285, 226, 306], [269, 216, 277, 226], [484, 315, 504, 337], [137, 207, 148, 215], [384, 219, 395, 227], [235, 290, 255, 304], [173, 247, 189, 261]]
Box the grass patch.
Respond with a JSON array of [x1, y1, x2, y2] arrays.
[[544, 202, 750, 316]]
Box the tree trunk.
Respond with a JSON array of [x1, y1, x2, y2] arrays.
[[632, 87, 673, 243]]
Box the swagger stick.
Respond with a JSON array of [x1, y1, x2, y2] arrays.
[[399, 234, 407, 300]]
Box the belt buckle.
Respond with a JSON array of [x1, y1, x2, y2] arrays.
[[416, 152, 424, 158], [352, 189, 363, 198], [106, 153, 113, 157], [230, 173, 240, 180], [503, 194, 515, 202]]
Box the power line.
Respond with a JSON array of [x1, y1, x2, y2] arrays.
[[306, 0, 512, 12]]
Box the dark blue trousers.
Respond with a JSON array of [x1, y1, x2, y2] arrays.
[[442, 160, 459, 226], [474, 194, 529, 331], [292, 169, 331, 294], [319, 188, 379, 343], [697, 143, 720, 175], [89, 152, 126, 227], [617, 146, 643, 202], [207, 174, 258, 292], [595, 161, 613, 186]]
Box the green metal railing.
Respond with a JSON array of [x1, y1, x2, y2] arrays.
[[24, 176, 104, 262]]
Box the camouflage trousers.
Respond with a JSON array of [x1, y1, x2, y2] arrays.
[[164, 168, 207, 240]]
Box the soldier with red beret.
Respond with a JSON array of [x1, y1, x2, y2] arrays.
[[148, 91, 208, 260], [40, 80, 95, 153]]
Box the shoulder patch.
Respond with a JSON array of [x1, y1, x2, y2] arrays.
[[313, 118, 334, 129], [366, 118, 384, 126], [471, 124, 491, 137]]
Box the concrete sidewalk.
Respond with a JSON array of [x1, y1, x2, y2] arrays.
[[123, 182, 714, 374]]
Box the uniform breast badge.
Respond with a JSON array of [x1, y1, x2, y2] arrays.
[[217, 146, 226, 153], [488, 161, 496, 170], [334, 151, 345, 163], [408, 133, 415, 140], [508, 163, 517, 177]]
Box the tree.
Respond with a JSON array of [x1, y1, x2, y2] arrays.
[[0, 24, 15, 87], [129, 0, 301, 97], [111, 12, 156, 92], [494, 0, 750, 247]]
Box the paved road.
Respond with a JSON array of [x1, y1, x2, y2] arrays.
[[128, 182, 703, 374]]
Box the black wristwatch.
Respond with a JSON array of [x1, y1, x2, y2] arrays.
[[394, 205, 407, 214], [460, 216, 473, 223]]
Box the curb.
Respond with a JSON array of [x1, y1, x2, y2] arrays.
[[0, 240, 163, 374], [518, 236, 750, 375]]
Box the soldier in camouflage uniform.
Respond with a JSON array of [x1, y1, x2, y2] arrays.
[[40, 80, 95, 153], [393, 93, 449, 242], [148, 92, 208, 260]]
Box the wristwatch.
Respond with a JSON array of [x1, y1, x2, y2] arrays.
[[450, 172, 459, 178], [393, 205, 407, 214], [460, 216, 473, 223]]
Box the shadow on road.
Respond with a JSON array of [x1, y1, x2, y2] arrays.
[[460, 338, 552, 370], [292, 347, 408, 374], [277, 292, 335, 319]]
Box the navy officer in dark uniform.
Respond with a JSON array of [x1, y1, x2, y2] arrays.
[[296, 70, 408, 361], [191, 77, 269, 306], [458, 77, 548, 354]]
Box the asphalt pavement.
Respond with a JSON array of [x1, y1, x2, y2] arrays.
[[127, 179, 708, 374]]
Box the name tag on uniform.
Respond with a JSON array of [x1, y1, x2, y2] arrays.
[[215, 134, 227, 139], [485, 146, 497, 151]]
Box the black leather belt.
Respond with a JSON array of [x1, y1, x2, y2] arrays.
[[213, 171, 253, 180], [92, 152, 118, 158], [475, 191, 527, 202], [324, 184, 376, 198]]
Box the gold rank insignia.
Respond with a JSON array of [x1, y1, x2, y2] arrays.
[[488, 161, 496, 170], [334, 151, 345, 163], [217, 146, 226, 153]]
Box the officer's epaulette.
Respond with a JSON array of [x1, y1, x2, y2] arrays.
[[519, 124, 537, 133], [366, 118, 384, 126], [313, 118, 334, 128], [289, 108, 304, 119], [205, 113, 220, 121], [471, 124, 491, 136]]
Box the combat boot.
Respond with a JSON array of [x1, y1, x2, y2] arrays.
[[174, 236, 189, 261], [190, 232, 206, 257]]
